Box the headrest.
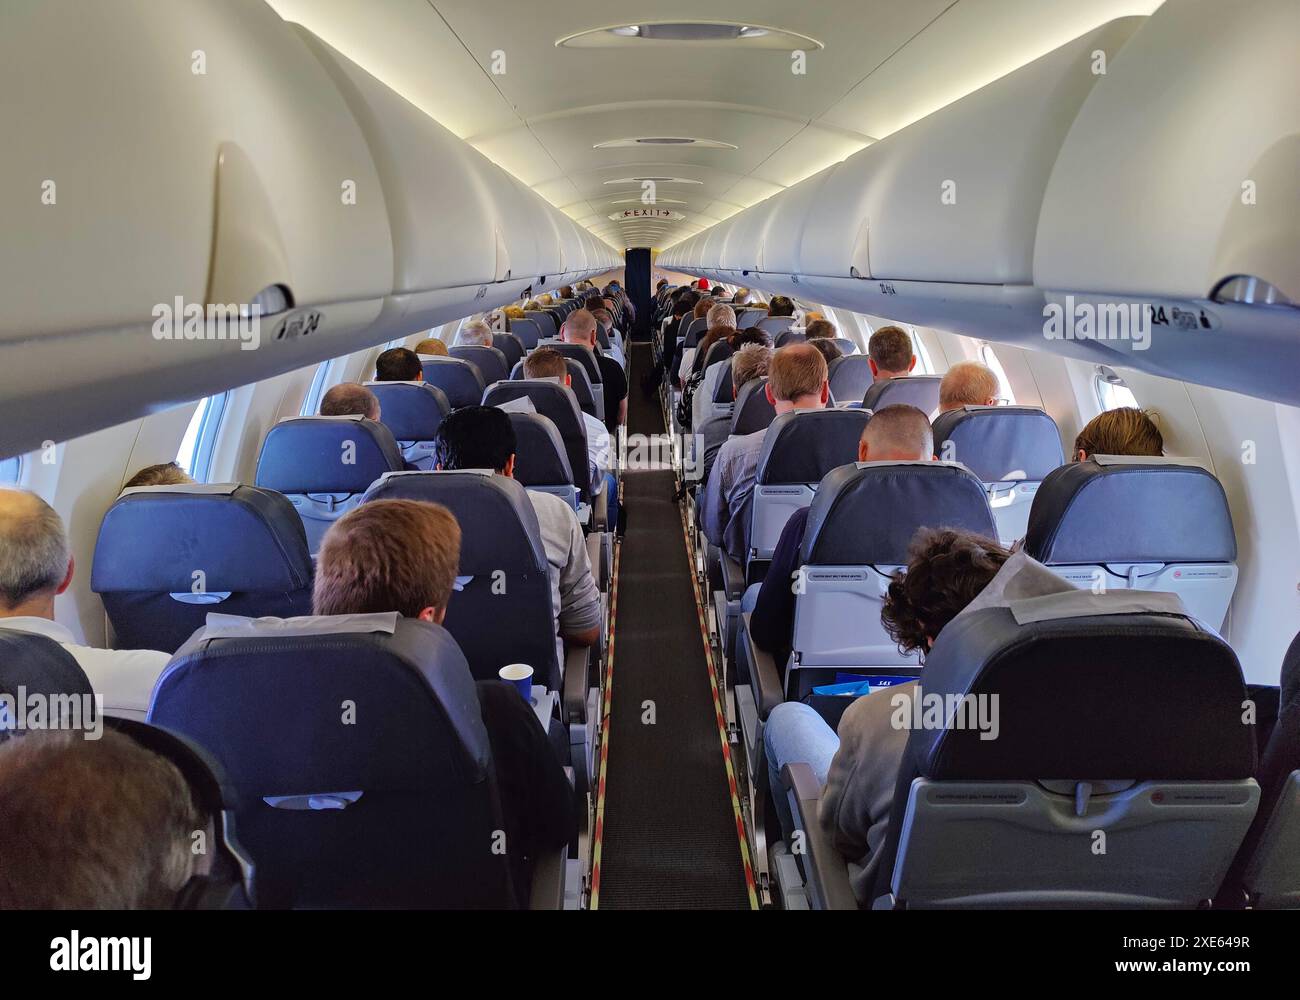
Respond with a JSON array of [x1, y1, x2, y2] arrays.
[[1025, 458, 1236, 564], [484, 379, 583, 432], [862, 375, 942, 414], [756, 408, 871, 485], [910, 602, 1255, 779], [0, 630, 93, 723], [508, 412, 575, 488], [549, 343, 601, 383], [713, 360, 736, 404], [255, 418, 403, 494], [360, 471, 548, 574], [931, 406, 1065, 482], [801, 461, 996, 565], [364, 382, 450, 441], [775, 331, 806, 348], [92, 484, 312, 592], [731, 378, 777, 435], [152, 616, 491, 789], [419, 357, 486, 406]]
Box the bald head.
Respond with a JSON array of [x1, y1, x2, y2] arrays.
[[562, 309, 597, 347], [859, 405, 934, 463], [0, 489, 72, 613], [320, 383, 380, 421], [939, 361, 1000, 412]]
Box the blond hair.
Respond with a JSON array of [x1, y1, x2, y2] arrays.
[[413, 337, 448, 356], [939, 361, 1000, 409]]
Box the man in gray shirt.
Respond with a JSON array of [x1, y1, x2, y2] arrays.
[[700, 343, 831, 563], [433, 406, 600, 648]]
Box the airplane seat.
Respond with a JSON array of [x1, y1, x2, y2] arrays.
[[931, 405, 1065, 545], [712, 359, 737, 408], [1025, 456, 1237, 629], [1224, 630, 1300, 908], [827, 355, 874, 404], [148, 613, 535, 909], [840, 603, 1258, 909], [92, 484, 314, 652], [594, 325, 612, 351], [482, 380, 604, 523], [861, 375, 943, 414], [508, 317, 543, 349], [449, 345, 509, 387], [547, 343, 605, 419], [693, 338, 733, 382], [421, 356, 486, 409], [774, 331, 806, 348], [730, 378, 778, 436], [254, 417, 405, 552], [507, 358, 600, 421], [746, 408, 872, 583], [526, 310, 557, 340], [364, 381, 451, 470], [831, 338, 859, 356], [506, 410, 580, 512], [737, 309, 763, 330], [757, 315, 796, 336], [0, 629, 93, 733], [682, 316, 708, 348], [492, 333, 526, 371]]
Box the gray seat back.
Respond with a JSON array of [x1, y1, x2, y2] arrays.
[[862, 375, 942, 414]]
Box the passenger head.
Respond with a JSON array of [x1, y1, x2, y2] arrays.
[[804, 319, 835, 341], [0, 729, 207, 909], [858, 405, 933, 463], [696, 277, 711, 290], [538, 294, 554, 306], [675, 291, 700, 317], [732, 343, 772, 395], [881, 528, 1012, 655], [560, 285, 574, 299], [313, 499, 460, 623], [728, 328, 773, 350], [0, 489, 73, 618], [522, 346, 569, 383], [766, 343, 829, 411], [693, 297, 714, 320], [523, 299, 540, 311], [375, 347, 423, 383], [455, 319, 495, 348], [589, 307, 614, 330], [766, 296, 794, 318], [938, 361, 1000, 412], [809, 338, 843, 365], [732, 288, 751, 305], [561, 308, 598, 348], [320, 383, 381, 421], [867, 325, 917, 381], [123, 462, 195, 490], [503, 305, 526, 320], [1073, 407, 1163, 462], [707, 303, 737, 331], [412, 337, 449, 357], [432, 404, 517, 477]]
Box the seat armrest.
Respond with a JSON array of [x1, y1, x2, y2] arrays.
[[585, 532, 606, 591], [740, 613, 785, 718], [590, 473, 608, 532], [563, 644, 591, 724], [719, 551, 745, 602], [782, 762, 858, 911], [528, 844, 568, 910]]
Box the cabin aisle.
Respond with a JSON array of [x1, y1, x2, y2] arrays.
[[594, 343, 753, 909]]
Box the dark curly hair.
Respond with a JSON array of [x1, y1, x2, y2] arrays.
[[880, 528, 1011, 657]]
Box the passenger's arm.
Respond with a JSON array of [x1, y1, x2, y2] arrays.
[[699, 448, 731, 547], [556, 510, 602, 647]]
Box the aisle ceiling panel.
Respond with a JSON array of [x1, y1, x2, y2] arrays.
[[269, 0, 1163, 250]]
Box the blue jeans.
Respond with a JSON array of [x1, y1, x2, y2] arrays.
[[764, 702, 839, 843], [604, 471, 619, 528]]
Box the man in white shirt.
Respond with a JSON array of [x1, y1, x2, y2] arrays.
[[0, 489, 169, 720], [432, 406, 601, 648]]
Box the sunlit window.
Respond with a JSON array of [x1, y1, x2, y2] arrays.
[[176, 394, 228, 482], [978, 343, 1016, 404], [0, 455, 20, 486], [1095, 365, 1139, 411], [301, 361, 332, 416]]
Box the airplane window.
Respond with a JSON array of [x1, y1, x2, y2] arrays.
[[1095, 365, 1139, 411], [175, 393, 229, 482], [300, 360, 332, 416], [910, 329, 934, 375], [978, 343, 1016, 404], [0, 455, 20, 485]]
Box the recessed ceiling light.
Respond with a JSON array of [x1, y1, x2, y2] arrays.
[[593, 137, 737, 150], [603, 176, 703, 185], [557, 21, 822, 50]]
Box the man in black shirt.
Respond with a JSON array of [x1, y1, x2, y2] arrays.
[[312, 498, 573, 897], [562, 307, 627, 433]]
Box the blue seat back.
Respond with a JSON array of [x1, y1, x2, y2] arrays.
[[420, 357, 486, 409], [360, 472, 561, 687], [450, 345, 510, 388], [93, 485, 314, 652], [509, 317, 542, 349], [0, 630, 93, 737], [862, 375, 943, 414], [730, 378, 777, 436], [149, 614, 518, 908], [485, 380, 593, 498], [365, 381, 451, 470], [827, 355, 874, 404], [255, 417, 404, 552], [507, 411, 579, 510], [492, 334, 525, 371]]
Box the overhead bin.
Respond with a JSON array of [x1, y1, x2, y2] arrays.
[[761, 164, 841, 277], [0, 0, 393, 457], [719, 204, 767, 274]]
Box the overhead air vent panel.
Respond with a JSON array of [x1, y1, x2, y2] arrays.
[[558, 21, 822, 50]]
